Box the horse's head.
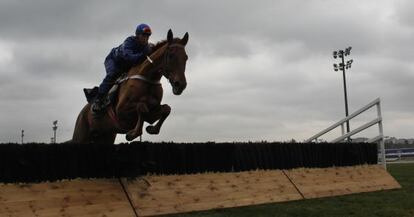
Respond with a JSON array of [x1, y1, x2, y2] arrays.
[[162, 29, 189, 95]]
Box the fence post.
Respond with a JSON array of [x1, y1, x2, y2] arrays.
[[377, 101, 386, 170]]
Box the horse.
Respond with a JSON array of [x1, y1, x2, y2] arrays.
[[71, 29, 189, 144]]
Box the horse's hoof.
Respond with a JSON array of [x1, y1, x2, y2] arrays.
[[126, 132, 137, 141], [146, 125, 160, 134]]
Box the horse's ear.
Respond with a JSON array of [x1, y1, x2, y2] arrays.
[[167, 29, 173, 43], [181, 32, 189, 46]]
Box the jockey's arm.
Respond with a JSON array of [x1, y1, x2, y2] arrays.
[[119, 37, 147, 64]]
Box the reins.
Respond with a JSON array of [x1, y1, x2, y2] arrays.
[[119, 43, 185, 85]]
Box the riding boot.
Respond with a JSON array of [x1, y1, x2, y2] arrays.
[[92, 94, 109, 117]]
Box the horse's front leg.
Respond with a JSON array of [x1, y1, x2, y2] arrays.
[[146, 104, 171, 135], [125, 102, 149, 141]]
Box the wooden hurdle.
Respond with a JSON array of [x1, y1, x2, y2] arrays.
[[0, 165, 400, 217], [0, 179, 135, 217]]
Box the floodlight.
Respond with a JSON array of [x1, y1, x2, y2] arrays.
[[346, 47, 352, 56], [339, 63, 345, 70], [333, 51, 338, 59], [338, 50, 344, 58]]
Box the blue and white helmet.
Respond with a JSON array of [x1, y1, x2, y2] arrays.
[[135, 23, 152, 36]]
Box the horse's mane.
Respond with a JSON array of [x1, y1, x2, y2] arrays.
[[150, 38, 182, 54], [130, 38, 182, 75]]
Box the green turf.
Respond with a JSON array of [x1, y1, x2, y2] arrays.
[[168, 163, 414, 217]]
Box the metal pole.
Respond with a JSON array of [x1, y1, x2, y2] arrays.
[[341, 55, 351, 141], [377, 101, 386, 170], [52, 120, 58, 144], [21, 130, 24, 144]]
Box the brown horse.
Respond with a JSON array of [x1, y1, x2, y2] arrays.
[[71, 29, 189, 144]]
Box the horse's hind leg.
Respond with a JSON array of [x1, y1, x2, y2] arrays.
[[146, 104, 171, 135]]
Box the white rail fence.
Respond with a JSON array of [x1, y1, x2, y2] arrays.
[[305, 98, 386, 169]]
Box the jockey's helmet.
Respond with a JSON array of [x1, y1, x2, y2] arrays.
[[136, 23, 152, 36]]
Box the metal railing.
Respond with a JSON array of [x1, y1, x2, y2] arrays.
[[305, 98, 386, 169]]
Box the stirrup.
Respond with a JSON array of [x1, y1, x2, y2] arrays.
[[92, 99, 109, 116]]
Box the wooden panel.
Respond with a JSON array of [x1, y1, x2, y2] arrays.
[[0, 165, 402, 217], [285, 164, 401, 199], [124, 170, 303, 216], [0, 179, 135, 217]]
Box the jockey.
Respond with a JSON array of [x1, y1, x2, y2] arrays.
[[92, 23, 153, 114]]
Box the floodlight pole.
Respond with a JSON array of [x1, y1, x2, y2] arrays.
[[21, 130, 24, 144], [340, 54, 350, 138], [52, 120, 58, 144], [333, 47, 353, 142]]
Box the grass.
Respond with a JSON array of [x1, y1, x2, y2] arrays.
[[169, 163, 414, 217]]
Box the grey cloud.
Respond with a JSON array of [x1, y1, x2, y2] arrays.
[[1, 0, 413, 143], [0, 0, 133, 40], [12, 39, 106, 79], [394, 1, 414, 27]]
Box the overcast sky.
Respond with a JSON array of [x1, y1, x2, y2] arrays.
[[0, 0, 413, 143]]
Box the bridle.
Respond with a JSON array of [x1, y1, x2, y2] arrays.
[[159, 43, 185, 80]]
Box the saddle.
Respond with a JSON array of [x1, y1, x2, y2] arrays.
[[83, 74, 128, 104]]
